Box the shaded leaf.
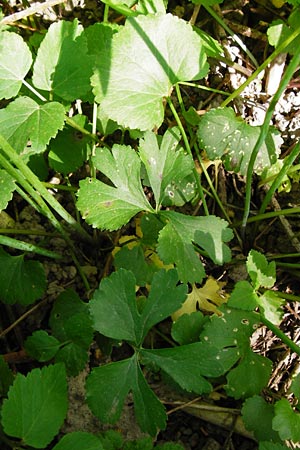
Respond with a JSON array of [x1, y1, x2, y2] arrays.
[[242, 395, 280, 442], [0, 356, 14, 397], [33, 20, 93, 101], [98, 13, 208, 130], [228, 280, 258, 311], [25, 330, 60, 362], [0, 96, 65, 155], [53, 431, 104, 450], [1, 364, 68, 448], [171, 311, 207, 345], [0, 248, 46, 305], [0, 31, 32, 99], [273, 398, 300, 441], [226, 351, 272, 399], [197, 107, 281, 175], [247, 250, 276, 289]]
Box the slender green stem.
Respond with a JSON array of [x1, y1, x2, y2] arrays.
[[204, 5, 258, 68], [241, 49, 300, 236], [66, 116, 98, 142], [103, 3, 109, 22], [0, 235, 62, 258], [261, 316, 300, 356], [167, 95, 208, 215], [221, 27, 300, 108], [259, 141, 300, 215], [235, 207, 300, 225], [0, 133, 91, 242], [179, 81, 230, 97], [22, 79, 47, 102]]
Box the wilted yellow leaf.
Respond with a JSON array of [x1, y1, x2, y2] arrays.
[[172, 277, 228, 321]]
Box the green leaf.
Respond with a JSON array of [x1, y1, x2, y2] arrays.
[[25, 330, 60, 362], [86, 22, 120, 102], [157, 211, 232, 283], [259, 443, 290, 450], [273, 398, 300, 441], [0, 31, 32, 99], [267, 12, 300, 55], [114, 244, 157, 286], [90, 269, 139, 342], [97, 13, 208, 130], [0, 248, 46, 305], [197, 107, 281, 175], [48, 115, 90, 175], [171, 311, 207, 345], [53, 432, 104, 450], [242, 396, 280, 442], [49, 289, 91, 341], [77, 145, 153, 230], [136, 0, 166, 14], [200, 306, 262, 371], [140, 213, 165, 246], [0, 355, 14, 397], [32, 19, 93, 101], [86, 356, 132, 423], [139, 128, 194, 208], [257, 291, 284, 325], [139, 269, 187, 343], [228, 280, 258, 311], [131, 361, 167, 436], [1, 363, 68, 448], [90, 268, 186, 346], [141, 342, 228, 394], [49, 290, 93, 375], [289, 373, 300, 402], [226, 350, 272, 399], [246, 250, 276, 289], [0, 96, 65, 155], [0, 170, 15, 211]]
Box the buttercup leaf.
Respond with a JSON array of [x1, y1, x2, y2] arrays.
[[53, 432, 104, 450], [197, 107, 282, 175], [77, 145, 153, 230], [0, 31, 32, 100], [0, 97, 65, 155], [247, 249, 276, 289], [273, 398, 300, 441], [97, 13, 208, 130]]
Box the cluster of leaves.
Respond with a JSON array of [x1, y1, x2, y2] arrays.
[[1, 0, 300, 449]]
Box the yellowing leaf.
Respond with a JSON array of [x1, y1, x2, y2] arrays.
[[172, 277, 228, 321]]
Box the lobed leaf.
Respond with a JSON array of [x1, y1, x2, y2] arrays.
[[246, 249, 276, 289], [0, 96, 65, 155], [0, 31, 32, 99], [25, 330, 61, 362], [242, 395, 281, 442], [139, 128, 194, 208], [97, 13, 208, 130], [1, 364, 68, 448], [157, 211, 233, 283], [77, 145, 153, 230], [273, 398, 300, 442]]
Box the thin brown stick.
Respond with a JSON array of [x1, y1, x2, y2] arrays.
[[0, 0, 67, 25]]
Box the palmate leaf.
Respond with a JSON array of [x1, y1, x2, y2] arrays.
[[0, 96, 65, 155], [157, 210, 233, 283], [1, 364, 68, 448], [0, 248, 46, 305], [86, 355, 166, 436], [32, 19, 93, 101], [197, 107, 282, 175], [96, 13, 208, 130], [273, 399, 300, 442], [77, 145, 153, 230], [90, 268, 187, 346], [242, 396, 281, 442], [246, 249, 276, 289], [0, 31, 32, 100], [139, 128, 194, 208]]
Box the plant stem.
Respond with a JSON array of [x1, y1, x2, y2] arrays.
[[0, 234, 62, 258], [204, 5, 258, 68], [261, 316, 300, 356], [241, 48, 300, 238]]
